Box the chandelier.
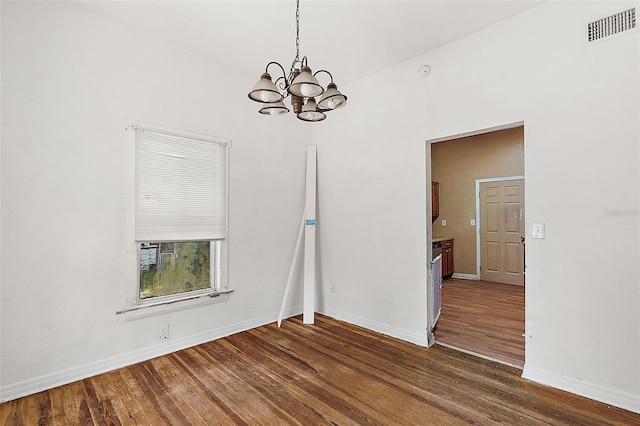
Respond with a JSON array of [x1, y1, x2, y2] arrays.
[[248, 0, 347, 122]]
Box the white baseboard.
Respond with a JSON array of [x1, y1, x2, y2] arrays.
[[451, 273, 479, 280], [317, 305, 428, 347], [0, 306, 302, 403], [522, 365, 640, 414]]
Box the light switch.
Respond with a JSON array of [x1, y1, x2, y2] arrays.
[[470, 219, 476, 226], [441, 219, 446, 227], [532, 222, 545, 239]]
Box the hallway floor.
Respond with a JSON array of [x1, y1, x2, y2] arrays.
[[435, 278, 525, 368]]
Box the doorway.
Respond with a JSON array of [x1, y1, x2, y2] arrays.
[[427, 123, 525, 367]]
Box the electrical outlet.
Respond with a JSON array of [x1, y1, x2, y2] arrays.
[[159, 324, 169, 340]]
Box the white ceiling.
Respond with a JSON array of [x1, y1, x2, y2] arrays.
[[75, 0, 543, 85]]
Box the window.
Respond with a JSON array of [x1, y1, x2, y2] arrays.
[[139, 241, 216, 299], [133, 123, 230, 304]]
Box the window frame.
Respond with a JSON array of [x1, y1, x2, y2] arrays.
[[120, 120, 231, 318]]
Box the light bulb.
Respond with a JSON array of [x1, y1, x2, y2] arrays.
[[300, 84, 314, 97], [260, 91, 280, 102], [327, 99, 336, 109]]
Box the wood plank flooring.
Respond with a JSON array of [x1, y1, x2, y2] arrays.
[[2, 314, 639, 425], [436, 278, 525, 368]]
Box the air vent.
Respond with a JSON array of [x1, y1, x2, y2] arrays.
[[588, 8, 636, 42]]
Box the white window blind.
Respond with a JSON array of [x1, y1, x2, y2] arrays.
[[134, 126, 228, 242]]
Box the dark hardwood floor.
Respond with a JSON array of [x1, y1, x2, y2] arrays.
[[2, 314, 638, 425], [436, 278, 525, 368]]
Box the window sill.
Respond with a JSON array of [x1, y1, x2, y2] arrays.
[[116, 290, 233, 321]]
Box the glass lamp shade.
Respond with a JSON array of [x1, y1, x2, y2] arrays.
[[248, 73, 283, 103], [288, 66, 324, 98], [259, 101, 290, 116], [317, 83, 347, 111], [297, 98, 326, 122]]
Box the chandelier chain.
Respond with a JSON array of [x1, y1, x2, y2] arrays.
[[290, 0, 301, 79], [296, 0, 300, 60]]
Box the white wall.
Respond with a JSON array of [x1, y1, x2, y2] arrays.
[[313, 1, 639, 413], [1, 1, 309, 401], [312, 56, 430, 344]]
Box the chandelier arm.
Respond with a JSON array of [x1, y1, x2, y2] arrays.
[[264, 61, 290, 93], [265, 61, 287, 79], [288, 56, 306, 81], [274, 76, 289, 93], [313, 69, 334, 84]]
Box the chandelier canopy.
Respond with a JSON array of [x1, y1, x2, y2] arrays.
[[248, 0, 347, 122]]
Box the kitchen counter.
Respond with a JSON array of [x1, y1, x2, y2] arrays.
[[432, 236, 454, 243]]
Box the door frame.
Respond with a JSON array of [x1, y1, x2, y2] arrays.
[[475, 176, 525, 279]]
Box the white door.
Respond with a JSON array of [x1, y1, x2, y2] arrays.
[[479, 179, 525, 286]]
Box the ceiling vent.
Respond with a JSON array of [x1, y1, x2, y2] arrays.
[[588, 8, 636, 42]]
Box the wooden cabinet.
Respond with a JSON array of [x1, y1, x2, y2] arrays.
[[431, 181, 439, 222], [441, 239, 454, 279]]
